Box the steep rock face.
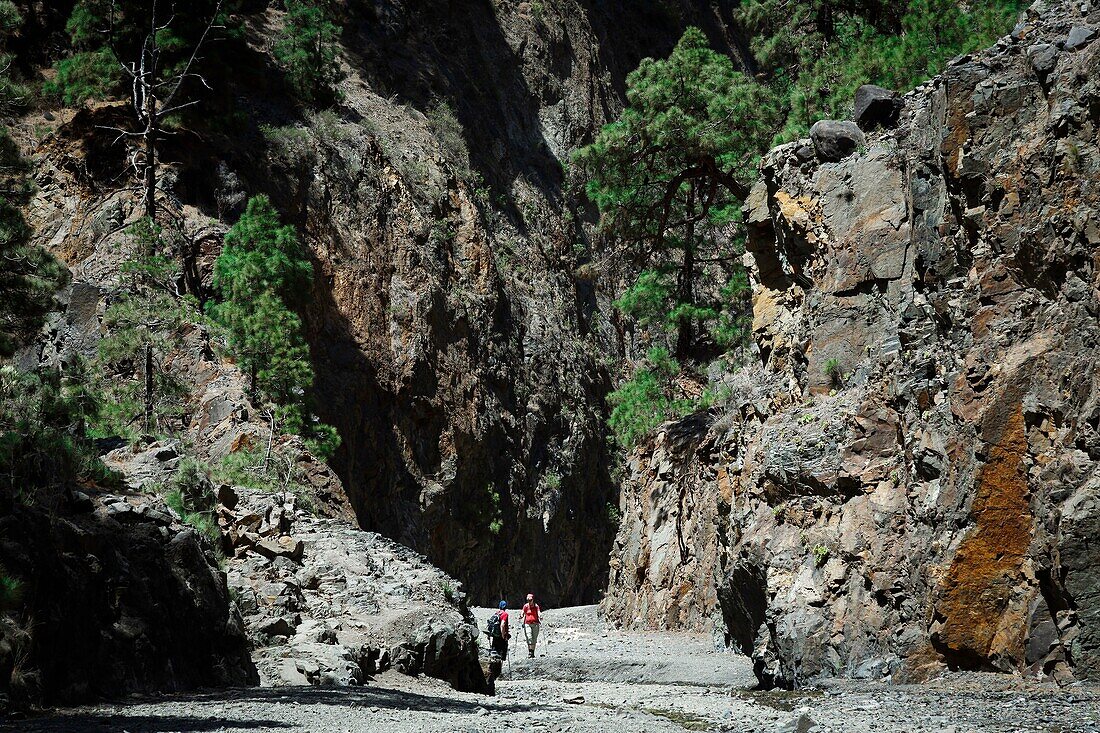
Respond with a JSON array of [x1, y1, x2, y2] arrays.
[[604, 0, 1100, 686], [234, 0, 758, 605], [0, 493, 257, 708], [16, 0, 762, 608]]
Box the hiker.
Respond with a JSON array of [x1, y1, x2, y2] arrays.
[[522, 592, 541, 658], [486, 600, 510, 661]]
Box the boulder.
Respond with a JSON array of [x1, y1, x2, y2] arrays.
[[1027, 43, 1059, 75], [228, 487, 487, 693], [809, 120, 865, 162], [253, 536, 304, 561], [1065, 25, 1096, 51], [780, 714, 821, 733], [217, 484, 239, 510], [853, 85, 902, 130], [0, 498, 257, 709]]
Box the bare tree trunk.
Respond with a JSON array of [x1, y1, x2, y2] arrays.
[[676, 183, 696, 360], [144, 343, 154, 431], [143, 94, 157, 223]]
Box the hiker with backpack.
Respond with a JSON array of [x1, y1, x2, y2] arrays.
[[522, 592, 541, 658], [486, 600, 510, 661]]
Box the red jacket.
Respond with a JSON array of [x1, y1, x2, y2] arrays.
[[522, 602, 541, 624]]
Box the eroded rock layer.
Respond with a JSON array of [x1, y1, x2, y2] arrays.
[[603, 0, 1100, 687]]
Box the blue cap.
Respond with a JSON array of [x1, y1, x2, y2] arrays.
[[499, 600, 507, 609]]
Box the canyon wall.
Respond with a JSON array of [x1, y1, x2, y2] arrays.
[[16, 0, 756, 607], [603, 0, 1100, 686]]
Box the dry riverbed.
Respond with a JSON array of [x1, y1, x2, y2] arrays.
[[7, 606, 1100, 732]]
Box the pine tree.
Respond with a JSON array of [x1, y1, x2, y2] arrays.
[[0, 360, 111, 505], [95, 219, 196, 435], [46, 1, 233, 223], [574, 27, 776, 358], [274, 0, 342, 106], [209, 195, 338, 456], [736, 0, 1025, 141]]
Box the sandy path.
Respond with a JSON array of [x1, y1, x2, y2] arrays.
[[8, 606, 1100, 733]]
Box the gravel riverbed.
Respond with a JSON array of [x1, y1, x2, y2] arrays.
[[7, 606, 1099, 732]]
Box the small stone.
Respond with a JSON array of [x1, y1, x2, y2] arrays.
[[69, 491, 94, 513]]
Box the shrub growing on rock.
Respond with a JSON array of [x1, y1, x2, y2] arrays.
[[274, 0, 343, 107]]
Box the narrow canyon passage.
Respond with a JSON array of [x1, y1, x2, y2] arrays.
[[11, 607, 1099, 733]]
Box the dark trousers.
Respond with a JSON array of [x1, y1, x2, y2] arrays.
[[491, 635, 508, 659]]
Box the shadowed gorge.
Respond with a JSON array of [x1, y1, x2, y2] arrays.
[[2, 0, 1100, 726]]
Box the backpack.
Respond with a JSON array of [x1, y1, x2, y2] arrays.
[[486, 611, 502, 638]]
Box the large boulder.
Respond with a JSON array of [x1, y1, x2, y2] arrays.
[[853, 85, 902, 130], [0, 495, 257, 710], [809, 120, 866, 162], [226, 488, 488, 693]]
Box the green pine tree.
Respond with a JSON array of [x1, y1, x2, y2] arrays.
[[274, 0, 343, 106], [574, 27, 775, 359], [209, 195, 338, 457], [0, 361, 114, 505], [736, 0, 1024, 142], [95, 219, 197, 436]]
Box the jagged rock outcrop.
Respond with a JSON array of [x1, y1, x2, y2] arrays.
[[223, 487, 487, 693], [0, 492, 257, 710], [604, 0, 1100, 687]]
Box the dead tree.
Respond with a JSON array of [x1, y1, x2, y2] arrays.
[[102, 0, 224, 224]]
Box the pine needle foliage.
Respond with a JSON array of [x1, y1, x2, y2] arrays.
[[607, 347, 696, 449], [0, 6, 68, 356], [274, 0, 343, 107], [0, 363, 115, 504], [208, 195, 339, 458], [94, 219, 197, 438], [574, 28, 772, 358], [736, 0, 1025, 142]]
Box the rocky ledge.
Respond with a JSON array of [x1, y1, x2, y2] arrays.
[[604, 0, 1100, 688], [221, 487, 487, 693]]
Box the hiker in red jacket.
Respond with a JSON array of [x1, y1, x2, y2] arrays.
[[522, 593, 541, 658]]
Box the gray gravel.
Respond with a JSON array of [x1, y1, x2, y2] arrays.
[[8, 606, 1100, 732]]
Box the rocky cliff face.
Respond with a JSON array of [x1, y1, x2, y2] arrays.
[[15, 0, 758, 608], [0, 492, 257, 708], [604, 0, 1100, 687], [265, 0, 757, 606]]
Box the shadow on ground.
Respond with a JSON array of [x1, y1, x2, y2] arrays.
[[7, 684, 537, 732]]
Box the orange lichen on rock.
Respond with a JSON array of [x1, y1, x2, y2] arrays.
[[932, 399, 1033, 669]]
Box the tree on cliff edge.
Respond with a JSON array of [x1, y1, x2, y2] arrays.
[[48, 0, 230, 224], [574, 27, 778, 360]]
